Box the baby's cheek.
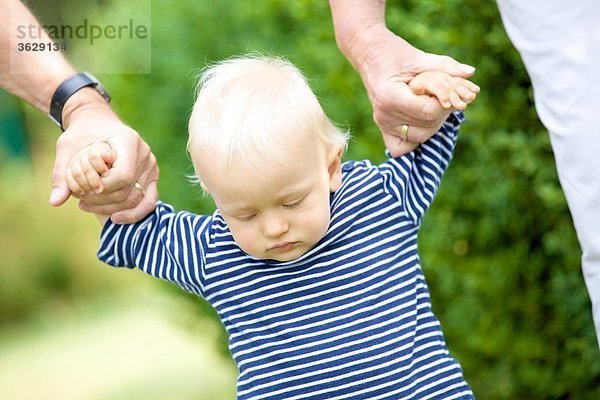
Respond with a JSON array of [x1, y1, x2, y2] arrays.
[[230, 227, 261, 257], [301, 208, 330, 241]]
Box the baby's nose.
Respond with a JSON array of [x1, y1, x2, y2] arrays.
[[262, 216, 289, 238]]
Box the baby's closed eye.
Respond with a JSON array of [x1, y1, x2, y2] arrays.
[[283, 195, 308, 209]]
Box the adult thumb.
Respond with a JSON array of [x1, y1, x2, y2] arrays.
[[49, 156, 72, 207], [422, 53, 476, 78]]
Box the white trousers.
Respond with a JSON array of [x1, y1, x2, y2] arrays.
[[496, 0, 600, 346]]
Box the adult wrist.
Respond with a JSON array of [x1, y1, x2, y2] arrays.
[[49, 72, 111, 130], [61, 87, 116, 130], [335, 21, 388, 60]]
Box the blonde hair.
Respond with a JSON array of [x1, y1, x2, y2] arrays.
[[187, 54, 349, 181]]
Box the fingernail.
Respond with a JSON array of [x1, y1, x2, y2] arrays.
[[101, 171, 110, 177], [95, 186, 104, 194], [458, 63, 475, 74], [49, 188, 61, 203]]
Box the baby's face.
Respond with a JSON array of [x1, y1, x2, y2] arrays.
[[199, 135, 342, 262]]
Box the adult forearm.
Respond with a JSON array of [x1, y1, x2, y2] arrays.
[[2, 1, 157, 223], [0, 0, 75, 114], [1, 1, 117, 128], [328, 0, 415, 73], [328, 0, 386, 51]]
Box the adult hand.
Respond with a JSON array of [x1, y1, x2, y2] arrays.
[[345, 25, 475, 156], [2, 1, 157, 223], [50, 89, 158, 224], [328, 0, 476, 156]]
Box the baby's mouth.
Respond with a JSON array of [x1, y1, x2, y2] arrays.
[[268, 242, 298, 252]]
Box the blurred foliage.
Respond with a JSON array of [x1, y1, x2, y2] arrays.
[[0, 92, 28, 160], [3, 0, 599, 398], [0, 153, 124, 326]]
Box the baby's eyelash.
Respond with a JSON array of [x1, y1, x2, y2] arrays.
[[283, 195, 307, 209], [238, 214, 257, 222]]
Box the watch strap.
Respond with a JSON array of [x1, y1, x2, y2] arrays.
[[49, 71, 111, 130]]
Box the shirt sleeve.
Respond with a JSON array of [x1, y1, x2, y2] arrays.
[[97, 201, 212, 297], [378, 111, 464, 226]]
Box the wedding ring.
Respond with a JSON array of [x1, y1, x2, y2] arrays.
[[400, 124, 409, 141], [134, 182, 146, 196]]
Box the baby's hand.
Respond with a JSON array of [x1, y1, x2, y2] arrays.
[[409, 71, 480, 110], [66, 140, 117, 196]]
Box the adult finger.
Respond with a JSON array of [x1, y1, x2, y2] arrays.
[[105, 134, 153, 194], [391, 82, 451, 124], [110, 180, 159, 224], [383, 133, 419, 158], [78, 180, 156, 222], [89, 133, 139, 195], [78, 185, 143, 215], [79, 162, 158, 216], [419, 53, 476, 78], [80, 151, 156, 208], [49, 137, 74, 206], [374, 101, 448, 146], [387, 112, 449, 150]]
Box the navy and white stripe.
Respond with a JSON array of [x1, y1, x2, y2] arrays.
[[98, 111, 473, 399]]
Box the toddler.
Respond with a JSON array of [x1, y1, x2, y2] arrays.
[[68, 54, 479, 399]]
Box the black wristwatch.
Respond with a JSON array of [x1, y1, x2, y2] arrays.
[[49, 71, 111, 130]]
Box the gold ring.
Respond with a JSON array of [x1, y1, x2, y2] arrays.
[[134, 182, 146, 196], [400, 124, 409, 141]]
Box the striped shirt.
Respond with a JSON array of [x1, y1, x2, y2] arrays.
[[98, 111, 473, 399]]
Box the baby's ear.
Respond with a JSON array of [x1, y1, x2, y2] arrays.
[[327, 147, 343, 192]]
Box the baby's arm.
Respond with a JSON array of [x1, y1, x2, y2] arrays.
[[70, 144, 208, 296], [378, 71, 478, 225], [65, 141, 116, 223], [409, 70, 480, 110]]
